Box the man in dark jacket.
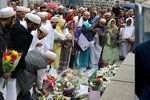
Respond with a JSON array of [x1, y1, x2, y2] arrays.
[[0, 7, 16, 100], [9, 13, 41, 100], [135, 40, 150, 100], [15, 6, 26, 23]]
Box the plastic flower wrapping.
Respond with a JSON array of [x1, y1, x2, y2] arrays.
[[43, 75, 57, 92], [2, 50, 22, 73], [2, 49, 22, 88], [54, 69, 79, 97], [39, 64, 119, 99], [88, 64, 119, 92]]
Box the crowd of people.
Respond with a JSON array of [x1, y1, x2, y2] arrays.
[[0, 1, 135, 100]]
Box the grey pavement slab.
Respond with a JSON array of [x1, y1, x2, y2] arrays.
[[101, 81, 135, 100], [122, 53, 135, 66], [111, 64, 135, 83]]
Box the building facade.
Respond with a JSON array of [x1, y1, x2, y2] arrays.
[[61, 0, 116, 7]]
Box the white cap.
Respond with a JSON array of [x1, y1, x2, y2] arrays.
[[31, 10, 36, 14], [50, 16, 59, 22], [0, 7, 16, 18], [25, 8, 31, 13], [25, 13, 41, 24], [16, 6, 26, 12], [57, 5, 64, 9], [43, 2, 47, 5], [68, 9, 73, 13], [45, 50, 57, 60], [100, 18, 107, 23], [37, 12, 45, 18], [104, 12, 111, 17], [42, 12, 48, 17], [84, 11, 90, 16], [37, 12, 48, 18], [39, 25, 49, 34]]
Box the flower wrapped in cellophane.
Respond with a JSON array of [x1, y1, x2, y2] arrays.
[[2, 49, 22, 88], [2, 50, 21, 73], [43, 75, 56, 93]]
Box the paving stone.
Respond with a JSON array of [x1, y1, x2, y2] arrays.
[[101, 81, 134, 100], [111, 64, 135, 83], [122, 53, 135, 66]]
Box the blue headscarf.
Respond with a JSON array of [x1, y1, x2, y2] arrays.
[[83, 21, 91, 30]]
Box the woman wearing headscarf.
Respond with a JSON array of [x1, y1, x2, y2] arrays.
[[67, 21, 77, 68], [51, 18, 66, 69], [59, 22, 73, 69], [64, 12, 74, 22], [102, 19, 119, 66], [75, 21, 93, 69], [120, 17, 135, 59]]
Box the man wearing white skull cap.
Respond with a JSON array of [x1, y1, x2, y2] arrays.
[[17, 49, 56, 99], [54, 5, 66, 19], [37, 12, 51, 29], [9, 13, 41, 100], [16, 6, 26, 22], [16, 6, 31, 28], [0, 7, 17, 100], [29, 25, 49, 53], [44, 16, 65, 50]]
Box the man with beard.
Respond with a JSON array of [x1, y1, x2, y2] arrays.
[[78, 11, 90, 28], [89, 11, 99, 25], [0, 7, 16, 100], [54, 5, 67, 19], [9, 13, 41, 100], [16, 6, 26, 23], [44, 16, 66, 51]]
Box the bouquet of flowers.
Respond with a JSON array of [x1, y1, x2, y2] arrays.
[[43, 75, 57, 93], [88, 71, 104, 91], [55, 77, 76, 97], [2, 49, 21, 88], [89, 64, 119, 92], [32, 75, 56, 100]]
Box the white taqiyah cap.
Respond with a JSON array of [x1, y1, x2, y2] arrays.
[[39, 25, 49, 34], [16, 6, 26, 12], [104, 12, 111, 16], [0, 7, 16, 18], [57, 5, 64, 9], [25, 8, 31, 13], [37, 12, 48, 18], [31, 10, 36, 14], [45, 50, 57, 60], [25, 13, 41, 24], [42, 12, 48, 16], [100, 18, 106, 23], [68, 9, 73, 13], [50, 16, 59, 22]]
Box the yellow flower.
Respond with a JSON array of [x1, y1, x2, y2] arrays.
[[11, 50, 18, 56], [5, 56, 12, 62]]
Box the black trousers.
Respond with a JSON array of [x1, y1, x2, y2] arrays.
[[0, 92, 4, 100]]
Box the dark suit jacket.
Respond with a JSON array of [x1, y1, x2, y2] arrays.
[[9, 22, 33, 78], [135, 40, 150, 99], [0, 24, 9, 77]]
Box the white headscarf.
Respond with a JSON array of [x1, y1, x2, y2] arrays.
[[122, 17, 135, 39]]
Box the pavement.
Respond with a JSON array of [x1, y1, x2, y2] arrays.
[[100, 53, 135, 100]]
